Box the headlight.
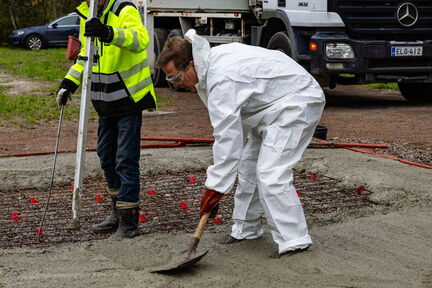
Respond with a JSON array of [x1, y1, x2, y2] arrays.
[[13, 30, 25, 36], [326, 43, 354, 59], [17, 31, 25, 35]]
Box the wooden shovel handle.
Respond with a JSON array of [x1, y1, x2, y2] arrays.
[[193, 213, 210, 239], [186, 213, 211, 259]]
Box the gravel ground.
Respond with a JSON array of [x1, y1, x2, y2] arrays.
[[327, 137, 432, 167]]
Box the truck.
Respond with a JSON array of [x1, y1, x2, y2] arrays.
[[136, 0, 432, 103]]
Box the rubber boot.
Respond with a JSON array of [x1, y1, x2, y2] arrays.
[[91, 196, 119, 233], [110, 207, 140, 240]]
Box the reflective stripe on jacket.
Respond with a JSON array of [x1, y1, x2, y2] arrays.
[[65, 0, 156, 118]]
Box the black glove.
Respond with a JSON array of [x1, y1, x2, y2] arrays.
[[56, 78, 78, 106], [84, 18, 113, 43]]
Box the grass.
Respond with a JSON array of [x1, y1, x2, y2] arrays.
[[0, 47, 71, 81], [339, 74, 399, 90], [0, 46, 171, 128], [0, 47, 79, 127], [366, 83, 398, 90], [0, 87, 71, 128]]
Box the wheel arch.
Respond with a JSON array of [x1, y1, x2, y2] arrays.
[[260, 11, 298, 57]]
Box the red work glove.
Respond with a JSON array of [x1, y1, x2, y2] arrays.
[[200, 188, 224, 218]]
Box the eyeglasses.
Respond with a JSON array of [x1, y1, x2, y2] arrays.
[[165, 62, 189, 84]]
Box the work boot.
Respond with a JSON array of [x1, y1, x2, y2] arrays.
[[223, 235, 244, 244], [110, 206, 140, 240], [91, 196, 119, 233]]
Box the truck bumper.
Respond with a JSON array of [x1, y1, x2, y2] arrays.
[[310, 32, 432, 83]]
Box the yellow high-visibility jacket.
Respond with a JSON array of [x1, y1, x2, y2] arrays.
[[65, 0, 156, 118]]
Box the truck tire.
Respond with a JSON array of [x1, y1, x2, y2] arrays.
[[167, 28, 183, 39], [267, 31, 292, 58], [398, 83, 432, 103], [166, 29, 186, 91], [152, 28, 168, 87]]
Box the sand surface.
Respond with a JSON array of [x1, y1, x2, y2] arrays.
[[1, 147, 431, 288]]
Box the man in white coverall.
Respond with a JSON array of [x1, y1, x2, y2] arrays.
[[157, 29, 325, 255]]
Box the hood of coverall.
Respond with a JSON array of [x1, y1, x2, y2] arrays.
[[184, 29, 210, 107]]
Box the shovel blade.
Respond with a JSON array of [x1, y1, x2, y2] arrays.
[[150, 250, 209, 273]]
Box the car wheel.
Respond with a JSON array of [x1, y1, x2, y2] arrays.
[[26, 34, 44, 50], [398, 83, 432, 103]]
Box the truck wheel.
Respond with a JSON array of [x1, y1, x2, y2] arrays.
[[152, 28, 168, 87], [166, 29, 187, 91], [26, 34, 44, 50], [167, 28, 183, 38], [398, 83, 432, 103], [267, 31, 292, 58]]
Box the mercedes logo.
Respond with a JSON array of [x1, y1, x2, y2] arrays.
[[396, 2, 419, 27]]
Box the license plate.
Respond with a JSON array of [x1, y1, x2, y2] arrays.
[[391, 46, 423, 56]]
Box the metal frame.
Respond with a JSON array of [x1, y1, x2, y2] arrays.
[[150, 12, 241, 18], [146, 0, 250, 12]]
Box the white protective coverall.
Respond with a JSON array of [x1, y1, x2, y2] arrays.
[[185, 29, 325, 253]]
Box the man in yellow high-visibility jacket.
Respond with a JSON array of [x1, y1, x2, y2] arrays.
[[56, 0, 156, 240]]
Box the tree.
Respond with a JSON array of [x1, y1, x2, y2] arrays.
[[0, 0, 81, 43]]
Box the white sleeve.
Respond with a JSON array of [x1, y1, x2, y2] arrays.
[[204, 77, 243, 194]]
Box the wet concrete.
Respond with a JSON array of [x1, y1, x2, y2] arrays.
[[0, 147, 431, 287]]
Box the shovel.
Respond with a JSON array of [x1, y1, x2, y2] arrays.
[[150, 213, 210, 273]]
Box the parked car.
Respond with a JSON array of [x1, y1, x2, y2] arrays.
[[8, 13, 79, 50]]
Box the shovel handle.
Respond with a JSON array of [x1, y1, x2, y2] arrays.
[[186, 213, 211, 259], [193, 213, 210, 239]]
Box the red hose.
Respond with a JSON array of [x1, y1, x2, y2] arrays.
[[312, 138, 432, 170], [0, 138, 211, 158], [346, 147, 432, 169], [1, 137, 431, 170], [309, 142, 388, 149], [141, 136, 214, 143]]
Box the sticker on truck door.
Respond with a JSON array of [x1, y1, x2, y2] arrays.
[[391, 46, 423, 56]]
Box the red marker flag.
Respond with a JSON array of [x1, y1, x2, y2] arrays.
[[139, 211, 149, 223], [179, 200, 189, 210], [189, 175, 197, 184], [29, 196, 38, 204], [36, 228, 44, 237], [309, 172, 317, 181], [212, 216, 223, 225], [95, 194, 104, 203]]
